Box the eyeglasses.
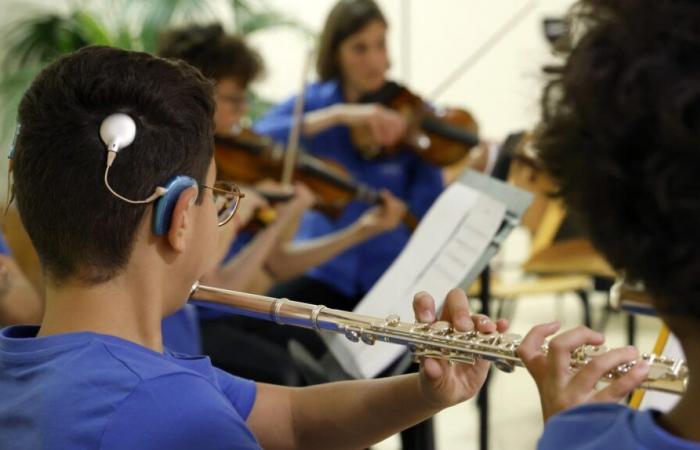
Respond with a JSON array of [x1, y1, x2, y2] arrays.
[[200, 180, 245, 227], [216, 93, 250, 112]]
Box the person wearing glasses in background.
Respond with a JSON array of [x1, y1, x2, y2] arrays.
[[157, 24, 409, 373], [0, 45, 508, 450], [157, 23, 317, 370], [513, 0, 700, 448]]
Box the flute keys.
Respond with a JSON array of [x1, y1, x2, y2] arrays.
[[499, 333, 522, 345], [385, 314, 401, 327], [573, 344, 609, 361], [430, 321, 451, 334], [494, 360, 516, 373], [345, 329, 360, 343], [589, 345, 609, 355]]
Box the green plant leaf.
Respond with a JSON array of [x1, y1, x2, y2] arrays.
[[126, 0, 219, 53], [72, 11, 113, 46], [0, 67, 40, 143], [231, 0, 313, 37]]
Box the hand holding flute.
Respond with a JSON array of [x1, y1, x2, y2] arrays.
[[412, 289, 661, 417], [192, 282, 684, 418], [411, 289, 509, 407], [518, 324, 651, 422]]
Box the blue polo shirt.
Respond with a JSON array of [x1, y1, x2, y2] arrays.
[[539, 403, 700, 450], [0, 326, 260, 450], [254, 80, 444, 299]]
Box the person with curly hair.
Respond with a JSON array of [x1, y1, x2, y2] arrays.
[[514, 0, 700, 448]]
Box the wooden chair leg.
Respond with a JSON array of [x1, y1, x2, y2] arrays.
[[479, 269, 491, 450], [400, 418, 435, 450], [576, 289, 592, 328], [627, 314, 637, 346]]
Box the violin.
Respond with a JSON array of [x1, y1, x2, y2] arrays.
[[350, 81, 480, 167], [214, 128, 418, 229]]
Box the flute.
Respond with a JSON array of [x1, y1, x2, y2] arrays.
[[189, 282, 688, 395]]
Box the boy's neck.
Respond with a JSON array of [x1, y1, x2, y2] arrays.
[[38, 266, 168, 353]]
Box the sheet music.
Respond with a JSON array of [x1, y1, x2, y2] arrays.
[[324, 183, 507, 378]]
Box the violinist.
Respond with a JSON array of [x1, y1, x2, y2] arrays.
[[156, 24, 313, 356], [255, 0, 444, 310], [156, 24, 409, 369]]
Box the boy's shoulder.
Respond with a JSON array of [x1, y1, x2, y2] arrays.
[[0, 326, 223, 407], [539, 403, 700, 450], [0, 326, 260, 450]]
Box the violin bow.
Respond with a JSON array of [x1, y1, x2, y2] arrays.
[[281, 48, 315, 188], [428, 0, 538, 101]]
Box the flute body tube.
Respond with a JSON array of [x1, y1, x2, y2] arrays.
[[190, 283, 687, 395]]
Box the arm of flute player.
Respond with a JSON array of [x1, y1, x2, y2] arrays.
[[246, 289, 508, 450], [264, 190, 406, 282], [201, 187, 314, 292], [0, 255, 43, 325], [517, 323, 650, 422]]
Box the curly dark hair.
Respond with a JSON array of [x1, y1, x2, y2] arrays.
[[536, 0, 700, 317], [157, 23, 264, 86]]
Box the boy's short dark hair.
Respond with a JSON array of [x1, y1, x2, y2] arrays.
[[13, 46, 215, 285], [536, 0, 700, 316], [157, 24, 264, 86]]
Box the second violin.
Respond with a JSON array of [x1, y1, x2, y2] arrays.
[[214, 128, 418, 229], [351, 81, 480, 166]]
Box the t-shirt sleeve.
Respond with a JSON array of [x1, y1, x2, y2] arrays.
[[537, 403, 634, 450], [213, 367, 258, 420], [253, 95, 298, 144], [99, 374, 260, 450], [253, 90, 326, 150]]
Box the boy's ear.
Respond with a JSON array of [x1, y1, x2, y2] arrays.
[[166, 186, 199, 253]]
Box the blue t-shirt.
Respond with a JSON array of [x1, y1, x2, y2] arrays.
[[539, 403, 700, 450], [254, 80, 444, 299], [162, 304, 202, 354], [0, 326, 260, 450]]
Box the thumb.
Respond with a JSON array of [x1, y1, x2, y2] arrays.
[[422, 358, 444, 382]]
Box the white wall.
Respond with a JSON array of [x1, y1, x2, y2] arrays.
[[0, 0, 575, 147], [248, 0, 575, 140]]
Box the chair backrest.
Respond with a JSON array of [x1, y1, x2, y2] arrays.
[[501, 132, 566, 253]]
